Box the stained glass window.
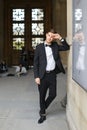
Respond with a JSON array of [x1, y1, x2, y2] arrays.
[[13, 23, 24, 35], [31, 8, 44, 49], [32, 9, 44, 20], [12, 9, 25, 50], [12, 8, 44, 50], [13, 9, 25, 21], [13, 38, 24, 50], [32, 23, 44, 35]]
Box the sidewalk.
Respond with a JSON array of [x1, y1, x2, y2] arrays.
[[0, 69, 69, 130]]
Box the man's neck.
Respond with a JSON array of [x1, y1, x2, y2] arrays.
[[45, 40, 51, 45]]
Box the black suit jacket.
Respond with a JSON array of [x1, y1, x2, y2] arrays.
[[34, 39, 70, 79]]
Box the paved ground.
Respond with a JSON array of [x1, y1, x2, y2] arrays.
[[0, 68, 69, 130]]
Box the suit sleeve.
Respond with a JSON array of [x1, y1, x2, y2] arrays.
[[58, 39, 70, 51]]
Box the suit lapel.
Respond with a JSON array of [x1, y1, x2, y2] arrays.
[[41, 43, 47, 62]]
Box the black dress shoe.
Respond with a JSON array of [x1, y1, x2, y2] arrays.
[[38, 116, 46, 124]]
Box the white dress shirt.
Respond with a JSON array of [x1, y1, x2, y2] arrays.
[[45, 42, 55, 71]]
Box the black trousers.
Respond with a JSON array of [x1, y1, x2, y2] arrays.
[[38, 70, 57, 114]]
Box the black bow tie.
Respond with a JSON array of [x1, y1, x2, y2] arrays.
[[45, 44, 52, 47]]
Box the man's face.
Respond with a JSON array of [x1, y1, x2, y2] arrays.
[[46, 32, 54, 43]]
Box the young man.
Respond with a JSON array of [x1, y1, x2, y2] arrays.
[[15, 64, 27, 77], [34, 31, 70, 124]]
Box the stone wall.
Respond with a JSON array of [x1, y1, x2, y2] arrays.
[[67, 0, 87, 130], [52, 0, 68, 66]]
